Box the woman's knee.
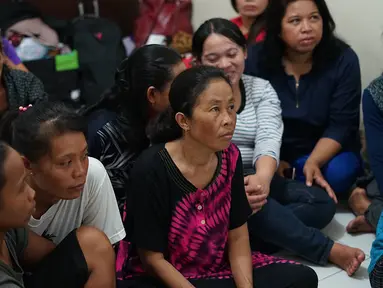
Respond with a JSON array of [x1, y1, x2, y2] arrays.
[[293, 265, 318, 288], [324, 152, 361, 193], [309, 186, 337, 228], [267, 263, 318, 288], [76, 226, 115, 266]]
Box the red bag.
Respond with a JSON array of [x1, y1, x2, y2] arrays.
[[133, 0, 193, 47]]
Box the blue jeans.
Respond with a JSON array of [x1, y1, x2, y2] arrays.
[[246, 172, 336, 265], [293, 152, 362, 195]]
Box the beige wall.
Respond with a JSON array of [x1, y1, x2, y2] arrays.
[[192, 0, 383, 88]]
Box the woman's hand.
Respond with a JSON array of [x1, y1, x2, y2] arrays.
[[303, 160, 338, 203], [244, 174, 270, 213], [277, 160, 291, 178]]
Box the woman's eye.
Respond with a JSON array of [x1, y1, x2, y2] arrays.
[[290, 18, 300, 24], [211, 107, 220, 112], [59, 161, 71, 167]]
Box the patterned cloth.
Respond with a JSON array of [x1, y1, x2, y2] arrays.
[[370, 254, 383, 288], [87, 109, 144, 211], [116, 143, 297, 282], [2, 64, 47, 111], [367, 75, 383, 114], [366, 75, 383, 285]]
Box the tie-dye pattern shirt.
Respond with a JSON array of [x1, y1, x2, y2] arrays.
[[117, 143, 292, 281]]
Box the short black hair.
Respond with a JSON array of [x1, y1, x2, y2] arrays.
[[0, 101, 86, 162]]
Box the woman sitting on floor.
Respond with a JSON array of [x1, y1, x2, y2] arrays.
[[83, 45, 185, 210], [347, 74, 383, 234], [116, 65, 318, 288], [0, 141, 116, 288], [0, 101, 125, 246], [192, 17, 364, 276], [245, 0, 363, 196]]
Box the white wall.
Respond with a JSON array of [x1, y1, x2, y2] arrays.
[[192, 0, 383, 88]]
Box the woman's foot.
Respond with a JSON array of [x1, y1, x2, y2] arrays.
[[328, 243, 365, 276], [348, 187, 371, 216], [346, 215, 375, 234]]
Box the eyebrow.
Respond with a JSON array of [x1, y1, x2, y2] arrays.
[[288, 10, 320, 18], [57, 146, 88, 158], [204, 48, 238, 58], [207, 97, 235, 105], [207, 98, 222, 105]]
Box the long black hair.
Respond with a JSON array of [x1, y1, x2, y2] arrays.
[[149, 66, 231, 143], [82, 44, 182, 149], [260, 0, 348, 73], [192, 18, 247, 61], [0, 102, 86, 162]]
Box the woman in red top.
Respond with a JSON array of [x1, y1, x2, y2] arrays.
[[230, 0, 268, 43]]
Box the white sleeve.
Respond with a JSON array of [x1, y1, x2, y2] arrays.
[[83, 160, 126, 245], [253, 81, 284, 166]]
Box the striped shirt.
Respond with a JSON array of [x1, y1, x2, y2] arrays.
[[232, 74, 283, 169]]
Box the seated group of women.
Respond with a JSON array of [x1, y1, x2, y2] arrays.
[[0, 0, 382, 287]]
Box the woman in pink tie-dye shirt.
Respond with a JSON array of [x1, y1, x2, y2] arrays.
[[116, 66, 318, 288]]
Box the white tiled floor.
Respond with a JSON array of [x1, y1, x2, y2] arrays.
[[277, 205, 375, 287]]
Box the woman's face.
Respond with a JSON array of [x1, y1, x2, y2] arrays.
[[236, 0, 268, 18], [201, 33, 246, 87], [30, 132, 89, 201], [186, 79, 236, 152], [150, 62, 187, 114], [0, 147, 35, 229], [281, 0, 323, 54]]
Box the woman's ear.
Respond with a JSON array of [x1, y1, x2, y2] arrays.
[[22, 156, 33, 174], [175, 112, 190, 132], [244, 48, 248, 60], [146, 86, 157, 105]]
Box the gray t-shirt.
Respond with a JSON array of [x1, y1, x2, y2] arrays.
[[0, 228, 28, 288]]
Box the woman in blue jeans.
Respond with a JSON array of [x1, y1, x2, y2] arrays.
[[192, 15, 364, 276], [245, 0, 362, 197]]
